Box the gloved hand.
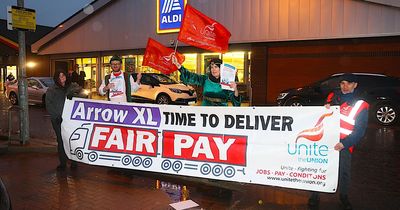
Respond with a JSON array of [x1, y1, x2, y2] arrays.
[[66, 93, 73, 100]]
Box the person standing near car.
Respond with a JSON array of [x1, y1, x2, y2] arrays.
[[172, 55, 241, 106], [46, 69, 82, 170], [67, 64, 80, 84], [98, 55, 141, 102], [308, 73, 369, 210], [4, 72, 16, 93]]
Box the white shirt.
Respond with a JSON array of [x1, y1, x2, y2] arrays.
[[98, 73, 140, 102]]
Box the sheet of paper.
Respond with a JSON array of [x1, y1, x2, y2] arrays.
[[220, 63, 237, 91], [169, 200, 199, 210]]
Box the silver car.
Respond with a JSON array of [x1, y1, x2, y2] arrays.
[[6, 77, 54, 106]]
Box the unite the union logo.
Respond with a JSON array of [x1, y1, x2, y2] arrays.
[[160, 52, 175, 64], [200, 22, 217, 41]]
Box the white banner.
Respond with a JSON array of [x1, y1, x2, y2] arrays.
[[62, 98, 340, 192]]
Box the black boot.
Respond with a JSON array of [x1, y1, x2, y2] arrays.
[[308, 192, 320, 209], [70, 161, 78, 169], [56, 164, 66, 171], [340, 194, 352, 210]]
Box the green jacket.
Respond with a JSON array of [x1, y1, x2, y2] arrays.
[[179, 66, 241, 106]]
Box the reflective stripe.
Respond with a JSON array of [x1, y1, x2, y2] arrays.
[[348, 100, 364, 119], [340, 115, 355, 125], [340, 127, 352, 135]]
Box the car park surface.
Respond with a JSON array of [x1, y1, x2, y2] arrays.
[[277, 73, 400, 126]]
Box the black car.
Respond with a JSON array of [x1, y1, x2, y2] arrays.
[[276, 73, 400, 126]]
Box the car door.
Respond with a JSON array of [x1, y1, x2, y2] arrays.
[[310, 76, 342, 105], [132, 74, 159, 101], [27, 78, 43, 103]]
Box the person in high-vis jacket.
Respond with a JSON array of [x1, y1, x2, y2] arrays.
[[308, 73, 369, 210], [98, 55, 141, 102]]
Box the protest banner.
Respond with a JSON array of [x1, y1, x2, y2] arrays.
[[62, 98, 340, 192]]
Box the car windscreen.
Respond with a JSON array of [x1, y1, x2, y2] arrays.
[[150, 74, 177, 84], [39, 78, 54, 87]]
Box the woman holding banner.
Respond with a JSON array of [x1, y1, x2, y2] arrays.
[[46, 70, 82, 170], [172, 56, 241, 106]]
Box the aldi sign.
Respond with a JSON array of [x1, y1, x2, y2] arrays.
[[157, 0, 187, 34]]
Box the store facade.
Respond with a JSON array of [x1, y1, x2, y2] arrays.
[[32, 0, 400, 104]]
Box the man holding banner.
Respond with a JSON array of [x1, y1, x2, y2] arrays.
[[308, 73, 369, 210], [99, 55, 141, 102]]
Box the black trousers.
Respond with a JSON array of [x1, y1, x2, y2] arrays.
[[338, 148, 352, 195], [51, 118, 67, 166]]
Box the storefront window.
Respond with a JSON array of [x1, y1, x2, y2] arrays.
[[201, 53, 220, 74], [122, 55, 137, 73], [223, 52, 245, 83], [171, 53, 197, 81], [76, 57, 97, 91], [137, 55, 155, 73], [6, 66, 17, 80]]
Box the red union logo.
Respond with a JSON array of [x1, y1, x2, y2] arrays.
[[160, 52, 175, 62], [295, 112, 333, 143], [200, 22, 217, 40]]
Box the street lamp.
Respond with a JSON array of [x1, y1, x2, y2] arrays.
[[26, 61, 36, 68]]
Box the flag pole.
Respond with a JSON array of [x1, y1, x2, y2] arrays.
[[174, 40, 179, 53]]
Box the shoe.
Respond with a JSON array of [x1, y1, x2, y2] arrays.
[[340, 194, 352, 210], [308, 194, 320, 208], [56, 164, 66, 170], [70, 162, 78, 169]]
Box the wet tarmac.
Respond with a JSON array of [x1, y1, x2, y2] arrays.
[[0, 93, 400, 209]]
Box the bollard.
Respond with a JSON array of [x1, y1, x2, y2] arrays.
[[8, 105, 22, 145]]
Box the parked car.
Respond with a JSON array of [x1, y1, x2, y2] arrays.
[[131, 73, 197, 105], [276, 73, 400, 126], [5, 77, 89, 106]]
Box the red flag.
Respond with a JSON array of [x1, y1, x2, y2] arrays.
[[142, 38, 185, 74], [178, 4, 231, 53]]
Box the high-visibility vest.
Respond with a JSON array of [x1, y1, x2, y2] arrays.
[[339, 100, 369, 152]]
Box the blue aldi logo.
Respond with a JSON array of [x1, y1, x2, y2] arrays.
[[157, 0, 187, 33]]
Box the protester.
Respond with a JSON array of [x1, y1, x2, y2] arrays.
[[6, 73, 15, 83], [308, 73, 369, 210], [4, 72, 16, 93], [45, 69, 82, 170], [78, 70, 86, 87], [67, 64, 80, 84], [172, 55, 241, 106], [126, 64, 135, 73], [98, 55, 141, 102]]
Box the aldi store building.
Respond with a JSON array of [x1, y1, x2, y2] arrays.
[[32, 0, 400, 105]]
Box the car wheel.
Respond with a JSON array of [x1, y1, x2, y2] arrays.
[[156, 94, 171, 104], [9, 92, 18, 105], [284, 99, 303, 106], [374, 103, 398, 126]]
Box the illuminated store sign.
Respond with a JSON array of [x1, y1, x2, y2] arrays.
[[157, 0, 187, 34]]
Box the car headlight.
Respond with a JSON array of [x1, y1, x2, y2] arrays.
[[169, 88, 182, 93], [277, 92, 288, 100]]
